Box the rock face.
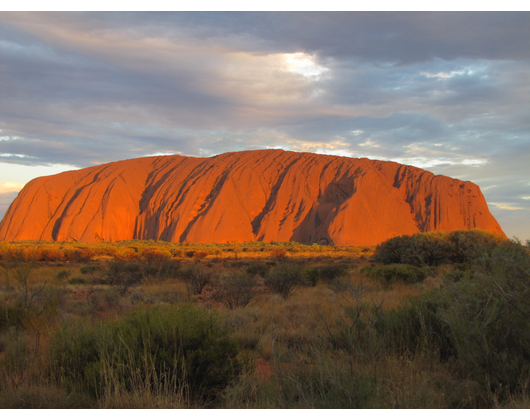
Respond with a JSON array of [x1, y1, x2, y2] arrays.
[[0, 150, 505, 246]]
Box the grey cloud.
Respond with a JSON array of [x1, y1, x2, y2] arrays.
[[4, 12, 530, 65], [84, 12, 530, 63], [0, 12, 528, 240]]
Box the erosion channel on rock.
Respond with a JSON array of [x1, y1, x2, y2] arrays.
[[0, 150, 505, 245]]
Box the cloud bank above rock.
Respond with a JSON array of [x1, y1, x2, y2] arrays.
[[0, 12, 528, 239]]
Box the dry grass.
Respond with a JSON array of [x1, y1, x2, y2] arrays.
[[1, 238, 528, 408]]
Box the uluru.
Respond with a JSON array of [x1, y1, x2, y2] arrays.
[[0, 150, 505, 246]]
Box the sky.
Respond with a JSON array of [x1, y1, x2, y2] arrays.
[[0, 10, 529, 241]]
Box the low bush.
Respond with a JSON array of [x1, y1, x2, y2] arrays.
[[373, 230, 507, 267], [103, 260, 144, 294], [245, 263, 270, 278], [361, 264, 428, 287], [180, 264, 216, 295], [373, 239, 530, 398], [80, 264, 101, 282], [0, 302, 27, 331], [49, 305, 242, 401], [103, 259, 180, 293], [68, 277, 86, 285], [210, 272, 257, 309], [305, 264, 350, 286], [264, 263, 307, 299]]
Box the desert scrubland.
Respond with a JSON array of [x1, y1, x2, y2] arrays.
[[1, 231, 529, 408]]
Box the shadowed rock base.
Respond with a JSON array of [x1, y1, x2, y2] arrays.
[[0, 150, 505, 246]]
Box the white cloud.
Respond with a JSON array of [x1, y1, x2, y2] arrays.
[[0, 182, 25, 194], [359, 140, 379, 148], [461, 158, 488, 166], [491, 203, 524, 211], [0, 162, 80, 185], [283, 52, 329, 79]]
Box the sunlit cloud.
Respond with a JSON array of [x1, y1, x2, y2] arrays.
[[0, 162, 80, 185], [0, 182, 24, 194], [359, 140, 380, 148], [461, 159, 488, 166], [420, 66, 486, 80], [144, 151, 183, 157], [283, 52, 329, 79], [0, 153, 32, 158], [491, 203, 525, 211]]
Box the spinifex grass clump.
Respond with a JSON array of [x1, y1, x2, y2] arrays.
[[49, 304, 242, 402]]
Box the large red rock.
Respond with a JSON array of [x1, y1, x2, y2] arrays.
[[0, 150, 505, 246]]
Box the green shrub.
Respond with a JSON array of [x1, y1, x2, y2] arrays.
[[222, 352, 380, 408], [68, 277, 86, 285], [373, 235, 412, 264], [0, 303, 28, 331], [404, 231, 454, 266], [361, 264, 428, 287], [448, 230, 506, 264], [56, 270, 71, 282], [180, 264, 216, 295], [305, 264, 350, 286], [264, 263, 307, 299], [373, 230, 507, 267], [102, 288, 121, 309], [140, 259, 181, 284], [49, 305, 242, 401], [103, 260, 143, 294], [80, 264, 100, 281], [374, 239, 530, 396], [103, 259, 180, 293], [245, 263, 270, 278], [210, 272, 257, 309]]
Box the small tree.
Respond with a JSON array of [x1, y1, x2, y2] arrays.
[[210, 272, 257, 309], [180, 264, 215, 295]]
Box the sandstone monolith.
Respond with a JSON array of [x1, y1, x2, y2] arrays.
[[0, 150, 505, 245]]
